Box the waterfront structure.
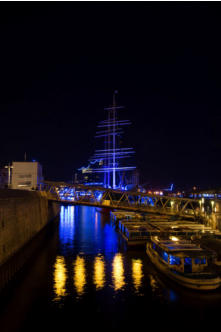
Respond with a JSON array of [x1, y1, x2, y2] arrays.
[[44, 181, 206, 219], [11, 161, 43, 190], [44, 180, 221, 230], [76, 159, 104, 186], [0, 189, 60, 290], [189, 188, 221, 199]]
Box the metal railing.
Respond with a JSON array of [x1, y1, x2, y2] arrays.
[[42, 181, 206, 219]]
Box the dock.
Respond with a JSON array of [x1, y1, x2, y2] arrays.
[[111, 210, 221, 246]]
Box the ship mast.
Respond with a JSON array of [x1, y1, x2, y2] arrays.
[[112, 91, 117, 188], [90, 91, 136, 189]]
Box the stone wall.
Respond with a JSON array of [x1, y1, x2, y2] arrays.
[[0, 189, 60, 267]]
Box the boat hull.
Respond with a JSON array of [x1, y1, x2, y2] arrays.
[[146, 244, 221, 291], [121, 233, 147, 246]]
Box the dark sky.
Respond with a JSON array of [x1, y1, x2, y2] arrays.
[[0, 2, 220, 189]]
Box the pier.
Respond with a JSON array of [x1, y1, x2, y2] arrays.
[[111, 210, 221, 246], [43, 181, 221, 227]]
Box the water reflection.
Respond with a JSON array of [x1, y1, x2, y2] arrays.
[[3, 204, 221, 332], [59, 206, 75, 254], [132, 259, 143, 291], [93, 255, 105, 290], [112, 253, 125, 291], [73, 256, 86, 296], [55, 206, 181, 302], [95, 212, 98, 234], [53, 256, 67, 301], [169, 289, 178, 302], [149, 274, 159, 292], [59, 206, 119, 255]]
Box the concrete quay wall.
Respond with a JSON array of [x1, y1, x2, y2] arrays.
[[0, 189, 60, 268]]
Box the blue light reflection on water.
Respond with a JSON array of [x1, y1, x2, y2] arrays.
[[59, 205, 120, 256], [59, 206, 75, 253]]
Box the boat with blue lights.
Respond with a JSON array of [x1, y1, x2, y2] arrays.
[[146, 236, 221, 291]]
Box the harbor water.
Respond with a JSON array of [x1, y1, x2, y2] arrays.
[[0, 205, 221, 331]]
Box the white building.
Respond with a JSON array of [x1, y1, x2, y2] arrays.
[[11, 162, 44, 190]]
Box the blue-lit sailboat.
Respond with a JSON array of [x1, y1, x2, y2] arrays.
[[146, 236, 221, 291], [77, 91, 136, 190]]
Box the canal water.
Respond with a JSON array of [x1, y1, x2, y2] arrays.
[[0, 205, 221, 331]]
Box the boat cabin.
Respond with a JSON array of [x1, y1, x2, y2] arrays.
[[150, 237, 216, 274]]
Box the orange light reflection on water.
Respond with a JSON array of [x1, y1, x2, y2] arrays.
[[112, 253, 125, 291], [93, 255, 105, 290], [132, 259, 143, 291], [53, 256, 67, 301], [73, 256, 86, 296]]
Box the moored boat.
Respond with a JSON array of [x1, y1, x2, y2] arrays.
[[146, 236, 221, 291]]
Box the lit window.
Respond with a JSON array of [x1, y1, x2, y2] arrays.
[[194, 258, 206, 265], [169, 255, 181, 265], [162, 251, 168, 263], [184, 257, 192, 265]]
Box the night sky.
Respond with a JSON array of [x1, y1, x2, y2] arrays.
[[0, 2, 220, 189]]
